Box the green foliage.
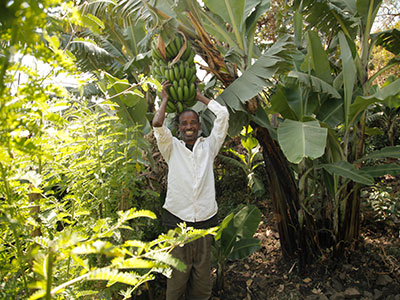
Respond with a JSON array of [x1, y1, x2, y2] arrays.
[[219, 126, 265, 199], [0, 2, 204, 299], [277, 120, 327, 164], [27, 216, 215, 300], [212, 204, 261, 291], [362, 185, 400, 226]]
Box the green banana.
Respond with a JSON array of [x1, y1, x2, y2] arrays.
[[166, 100, 176, 113], [177, 86, 184, 101], [183, 85, 190, 101], [168, 40, 178, 57], [169, 86, 179, 102], [165, 69, 171, 81], [189, 73, 196, 84], [176, 101, 184, 113], [175, 35, 183, 50], [152, 48, 163, 61], [179, 78, 184, 89], [173, 80, 179, 92], [151, 33, 198, 113], [173, 66, 180, 80], [169, 69, 175, 82], [186, 97, 197, 108], [179, 63, 185, 77], [189, 82, 196, 99], [165, 45, 174, 59]]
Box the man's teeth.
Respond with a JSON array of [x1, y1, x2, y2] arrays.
[[186, 131, 194, 135]]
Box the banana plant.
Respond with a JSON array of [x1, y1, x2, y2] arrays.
[[65, 0, 400, 261], [211, 205, 261, 291], [262, 0, 400, 252], [219, 126, 265, 200], [211, 0, 400, 258]]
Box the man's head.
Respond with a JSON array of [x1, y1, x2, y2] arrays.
[[178, 109, 200, 145]]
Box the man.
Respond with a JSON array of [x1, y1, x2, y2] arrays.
[[152, 83, 229, 300]]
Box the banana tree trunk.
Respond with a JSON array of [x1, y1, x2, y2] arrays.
[[252, 124, 319, 269], [336, 118, 365, 251]]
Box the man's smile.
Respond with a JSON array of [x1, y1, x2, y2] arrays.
[[185, 130, 194, 136]]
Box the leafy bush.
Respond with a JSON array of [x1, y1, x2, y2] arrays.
[[362, 184, 400, 227]]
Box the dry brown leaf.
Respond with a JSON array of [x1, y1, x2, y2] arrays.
[[157, 35, 167, 61], [246, 279, 253, 287], [171, 31, 187, 65], [303, 277, 312, 284]]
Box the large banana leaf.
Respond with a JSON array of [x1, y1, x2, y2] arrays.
[[316, 98, 344, 127], [203, 0, 266, 51], [304, 30, 333, 84], [293, 0, 359, 39], [349, 78, 400, 125], [99, 72, 150, 133], [216, 35, 294, 111], [320, 161, 374, 185], [338, 31, 356, 128], [219, 204, 261, 259], [372, 28, 400, 55], [358, 146, 400, 161], [277, 119, 328, 164], [361, 164, 400, 178], [229, 237, 261, 260], [66, 37, 124, 76], [356, 0, 382, 29], [269, 85, 299, 120], [288, 71, 341, 99]]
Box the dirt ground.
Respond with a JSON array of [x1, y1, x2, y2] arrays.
[[215, 201, 400, 300]]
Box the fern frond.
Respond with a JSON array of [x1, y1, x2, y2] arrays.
[[113, 257, 160, 269], [76, 290, 98, 298], [33, 236, 50, 248], [144, 251, 186, 272], [117, 208, 157, 222], [87, 268, 140, 287]]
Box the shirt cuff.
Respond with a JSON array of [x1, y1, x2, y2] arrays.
[[153, 125, 168, 140]]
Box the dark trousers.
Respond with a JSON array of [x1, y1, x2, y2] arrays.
[[166, 235, 213, 300], [163, 210, 217, 300]]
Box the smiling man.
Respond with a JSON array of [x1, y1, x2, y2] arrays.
[[152, 82, 229, 300]]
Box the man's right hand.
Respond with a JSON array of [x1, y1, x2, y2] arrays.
[[160, 81, 170, 102], [152, 81, 171, 127]]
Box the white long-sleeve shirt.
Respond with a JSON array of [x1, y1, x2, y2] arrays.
[[153, 100, 229, 222]]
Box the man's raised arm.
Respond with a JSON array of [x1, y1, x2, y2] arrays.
[[152, 82, 170, 127]]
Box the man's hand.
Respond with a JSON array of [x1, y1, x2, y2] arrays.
[[152, 81, 171, 127], [196, 87, 211, 105], [160, 81, 170, 102]]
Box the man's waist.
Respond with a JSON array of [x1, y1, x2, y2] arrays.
[[162, 209, 219, 229]]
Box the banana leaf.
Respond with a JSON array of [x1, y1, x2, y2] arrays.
[[277, 119, 327, 164], [215, 35, 294, 120], [218, 205, 261, 259], [320, 161, 374, 185], [361, 164, 400, 178]]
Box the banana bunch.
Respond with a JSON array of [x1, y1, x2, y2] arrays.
[[151, 34, 197, 113]]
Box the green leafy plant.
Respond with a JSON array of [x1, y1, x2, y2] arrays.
[[362, 185, 400, 226], [28, 209, 216, 300], [220, 126, 265, 202], [212, 205, 261, 291]]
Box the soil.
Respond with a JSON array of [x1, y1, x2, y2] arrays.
[[214, 200, 400, 300]]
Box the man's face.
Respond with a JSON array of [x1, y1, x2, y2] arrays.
[[179, 111, 200, 145]]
